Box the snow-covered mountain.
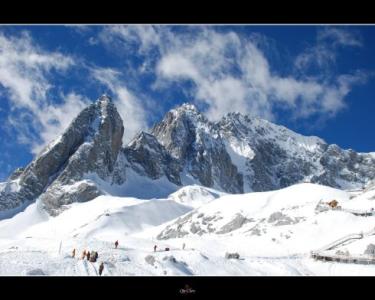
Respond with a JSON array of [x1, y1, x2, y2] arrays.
[[1, 183, 375, 276], [149, 103, 375, 193], [1, 95, 375, 217], [0, 94, 374, 276]]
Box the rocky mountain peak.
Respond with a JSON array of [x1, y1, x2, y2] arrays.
[[148, 103, 244, 193], [168, 103, 208, 125], [151, 104, 206, 161], [98, 93, 112, 103], [174, 102, 199, 113], [0, 94, 124, 216], [97, 94, 115, 120], [1, 97, 375, 218]]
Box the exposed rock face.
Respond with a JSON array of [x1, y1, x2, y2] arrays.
[[156, 210, 227, 240], [124, 132, 181, 185], [151, 104, 244, 193], [217, 214, 254, 234], [0, 95, 124, 215], [1, 99, 375, 216], [8, 168, 25, 180], [41, 181, 102, 215], [139, 104, 375, 193], [267, 211, 304, 226], [216, 112, 375, 192], [40, 95, 124, 215], [54, 94, 124, 184]]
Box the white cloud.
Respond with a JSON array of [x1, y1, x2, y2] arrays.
[[32, 93, 91, 154], [0, 31, 88, 155], [0, 29, 150, 156], [157, 54, 201, 81], [99, 25, 367, 123], [99, 25, 163, 55], [88, 36, 99, 45], [0, 26, 369, 166], [294, 45, 337, 70], [318, 27, 362, 47], [0, 32, 73, 111], [90, 66, 148, 144], [0, 161, 12, 181], [153, 28, 366, 121], [295, 27, 362, 71], [66, 25, 92, 35]]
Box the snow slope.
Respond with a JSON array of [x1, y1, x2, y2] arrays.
[[85, 168, 179, 199], [1, 183, 375, 276], [153, 184, 375, 253], [167, 185, 227, 208], [0, 196, 191, 241]]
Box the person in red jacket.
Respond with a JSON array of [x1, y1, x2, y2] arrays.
[[115, 240, 119, 249]]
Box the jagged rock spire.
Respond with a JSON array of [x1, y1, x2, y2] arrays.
[[0, 94, 124, 216]]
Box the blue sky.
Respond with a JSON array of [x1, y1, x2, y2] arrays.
[[0, 25, 374, 181]]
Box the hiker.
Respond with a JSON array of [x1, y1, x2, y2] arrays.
[[81, 250, 87, 259], [72, 248, 76, 258], [86, 251, 91, 261], [182, 243, 185, 250], [90, 251, 98, 262], [115, 240, 119, 249], [99, 262, 104, 276], [154, 245, 157, 252]]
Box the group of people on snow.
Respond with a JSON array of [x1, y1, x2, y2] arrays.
[[72, 248, 98, 262], [71, 240, 186, 276], [70, 240, 121, 275], [71, 248, 101, 274]]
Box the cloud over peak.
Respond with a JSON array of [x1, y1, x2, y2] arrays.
[[105, 26, 366, 122], [0, 25, 370, 166], [0, 31, 86, 155]]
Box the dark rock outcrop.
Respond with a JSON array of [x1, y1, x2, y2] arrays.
[[151, 104, 244, 193], [124, 132, 181, 185], [0, 95, 124, 215]]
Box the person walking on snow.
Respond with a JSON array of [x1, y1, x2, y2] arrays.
[[86, 251, 90, 261], [81, 250, 87, 259], [99, 262, 104, 276], [182, 243, 185, 250], [115, 240, 119, 249], [72, 248, 76, 258], [154, 245, 157, 252]]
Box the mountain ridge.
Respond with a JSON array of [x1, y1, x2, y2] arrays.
[[1, 95, 375, 216]]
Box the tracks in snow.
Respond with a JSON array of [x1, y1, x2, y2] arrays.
[[71, 258, 98, 276]]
